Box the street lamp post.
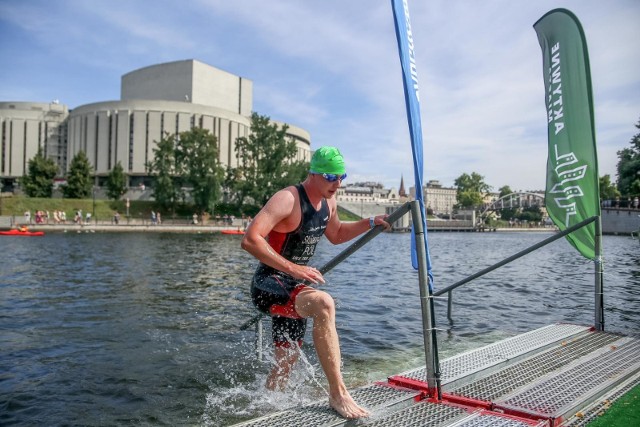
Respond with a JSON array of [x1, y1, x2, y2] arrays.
[[92, 186, 97, 225]]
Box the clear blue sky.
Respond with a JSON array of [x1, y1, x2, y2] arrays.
[[1, 0, 638, 192]]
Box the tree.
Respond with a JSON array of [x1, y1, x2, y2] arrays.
[[231, 112, 309, 212], [616, 117, 640, 197], [21, 148, 58, 197], [174, 127, 224, 214], [106, 161, 128, 201], [454, 172, 492, 209], [599, 174, 620, 201], [148, 128, 224, 214], [498, 185, 512, 198], [497, 185, 518, 221], [148, 132, 180, 212], [518, 206, 543, 223], [63, 151, 93, 199]]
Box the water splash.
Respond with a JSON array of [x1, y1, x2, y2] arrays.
[[201, 339, 328, 426]]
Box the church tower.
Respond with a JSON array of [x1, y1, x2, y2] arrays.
[[399, 174, 407, 198]]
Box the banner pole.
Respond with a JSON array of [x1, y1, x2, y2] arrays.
[[594, 216, 605, 331], [410, 201, 440, 397]]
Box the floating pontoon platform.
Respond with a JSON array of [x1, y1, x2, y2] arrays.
[[233, 323, 640, 427]]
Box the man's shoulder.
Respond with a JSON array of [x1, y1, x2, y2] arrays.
[[265, 186, 300, 213], [272, 185, 300, 202]]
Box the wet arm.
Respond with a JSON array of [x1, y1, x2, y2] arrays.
[[241, 191, 324, 283], [324, 207, 390, 245]]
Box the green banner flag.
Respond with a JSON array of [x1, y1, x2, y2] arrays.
[[534, 9, 601, 260]]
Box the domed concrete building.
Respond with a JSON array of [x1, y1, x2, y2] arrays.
[[0, 101, 68, 185], [0, 59, 311, 190]]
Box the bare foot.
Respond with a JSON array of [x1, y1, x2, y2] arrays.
[[329, 392, 369, 419]]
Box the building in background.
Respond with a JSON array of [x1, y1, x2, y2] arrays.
[[0, 101, 68, 187], [0, 59, 311, 191], [336, 178, 405, 219], [410, 180, 457, 217]]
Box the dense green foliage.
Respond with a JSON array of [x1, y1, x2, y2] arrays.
[[454, 172, 492, 209], [63, 151, 93, 199], [106, 161, 128, 201], [230, 112, 309, 214], [599, 174, 620, 201], [148, 132, 180, 212], [175, 127, 225, 214], [148, 128, 224, 214], [20, 149, 58, 197], [147, 117, 310, 216], [616, 117, 640, 198], [517, 205, 543, 222], [496, 185, 518, 221]]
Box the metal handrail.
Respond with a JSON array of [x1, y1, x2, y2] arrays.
[[434, 215, 599, 321]]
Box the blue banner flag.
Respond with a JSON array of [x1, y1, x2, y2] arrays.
[[391, 0, 433, 286]]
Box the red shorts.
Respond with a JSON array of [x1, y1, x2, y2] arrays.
[[251, 273, 309, 345]]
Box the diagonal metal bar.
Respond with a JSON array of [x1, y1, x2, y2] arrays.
[[434, 215, 598, 298]]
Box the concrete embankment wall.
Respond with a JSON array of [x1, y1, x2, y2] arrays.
[[602, 208, 640, 235], [2, 207, 638, 235]]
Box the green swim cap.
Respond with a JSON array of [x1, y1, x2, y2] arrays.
[[309, 146, 346, 175]]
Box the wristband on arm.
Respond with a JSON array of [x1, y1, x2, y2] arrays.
[[369, 216, 375, 229]]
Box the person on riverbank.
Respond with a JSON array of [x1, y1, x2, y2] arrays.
[[241, 146, 389, 419]]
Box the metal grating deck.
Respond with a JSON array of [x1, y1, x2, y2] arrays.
[[560, 373, 640, 427], [395, 323, 590, 390], [495, 337, 640, 424], [231, 324, 640, 427], [363, 400, 467, 427], [449, 330, 622, 401], [447, 410, 548, 427], [232, 384, 421, 427]]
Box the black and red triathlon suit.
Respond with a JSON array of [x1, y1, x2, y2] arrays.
[[251, 184, 329, 347]]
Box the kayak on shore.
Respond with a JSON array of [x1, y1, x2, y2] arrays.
[[0, 228, 45, 236], [220, 229, 245, 235]]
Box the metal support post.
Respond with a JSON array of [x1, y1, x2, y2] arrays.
[[594, 216, 605, 331], [410, 201, 439, 396], [255, 317, 263, 361]]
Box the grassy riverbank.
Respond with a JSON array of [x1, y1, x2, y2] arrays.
[[0, 195, 361, 223], [0, 195, 169, 222], [587, 383, 639, 426]]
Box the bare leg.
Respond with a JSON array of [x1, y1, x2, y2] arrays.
[[266, 344, 300, 391], [295, 288, 369, 419]]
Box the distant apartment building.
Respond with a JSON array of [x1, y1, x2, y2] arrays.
[[336, 181, 401, 204], [0, 59, 311, 190], [409, 180, 457, 216]]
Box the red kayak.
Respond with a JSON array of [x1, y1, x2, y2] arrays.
[[221, 229, 245, 235], [0, 229, 45, 236]]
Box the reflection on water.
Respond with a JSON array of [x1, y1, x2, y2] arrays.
[[0, 231, 638, 426]]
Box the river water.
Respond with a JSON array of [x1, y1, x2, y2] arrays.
[[1, 231, 638, 426]]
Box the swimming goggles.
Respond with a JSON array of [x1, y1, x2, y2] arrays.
[[317, 173, 347, 182]]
